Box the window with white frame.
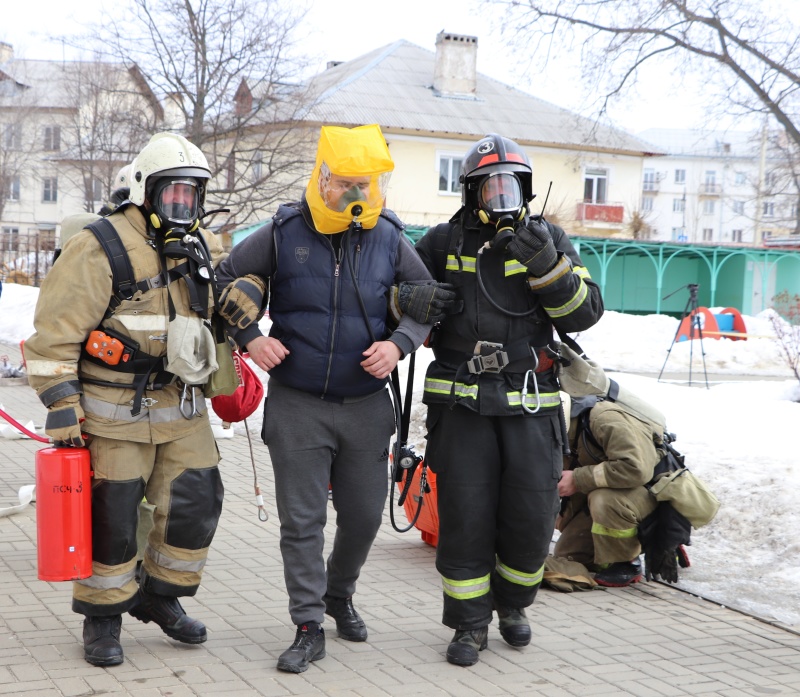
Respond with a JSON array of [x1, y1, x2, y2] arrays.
[[43, 125, 61, 151], [671, 227, 685, 241], [732, 200, 745, 215], [703, 199, 715, 215], [675, 169, 686, 184], [251, 152, 263, 183], [765, 171, 778, 188], [641, 196, 653, 212], [91, 178, 103, 203], [672, 198, 685, 212], [734, 171, 746, 186], [42, 177, 58, 202], [732, 229, 743, 242], [583, 168, 608, 203], [763, 201, 774, 217], [643, 169, 656, 191], [702, 228, 713, 241], [5, 176, 20, 201], [4, 123, 21, 149], [1, 227, 19, 252], [438, 155, 462, 194], [704, 170, 717, 194]]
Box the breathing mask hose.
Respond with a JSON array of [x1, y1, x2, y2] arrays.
[[476, 216, 540, 318], [342, 208, 420, 533]]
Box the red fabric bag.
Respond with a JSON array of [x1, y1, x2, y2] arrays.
[[211, 351, 264, 424]]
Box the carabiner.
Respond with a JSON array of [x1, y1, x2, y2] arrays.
[[521, 352, 541, 414], [179, 384, 200, 419]]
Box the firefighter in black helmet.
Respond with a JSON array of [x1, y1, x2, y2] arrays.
[[411, 134, 604, 666]]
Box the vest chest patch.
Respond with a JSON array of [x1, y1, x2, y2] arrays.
[[294, 246, 310, 264]]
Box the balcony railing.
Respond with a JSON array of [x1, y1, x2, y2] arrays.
[[576, 201, 625, 224], [700, 183, 721, 195]]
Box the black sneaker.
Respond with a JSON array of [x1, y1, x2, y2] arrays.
[[495, 605, 531, 647], [128, 589, 207, 643], [83, 615, 124, 667], [323, 594, 368, 642], [277, 624, 326, 673], [594, 558, 643, 587], [446, 626, 488, 666]]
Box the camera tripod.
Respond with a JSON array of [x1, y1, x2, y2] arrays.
[[658, 283, 709, 388]]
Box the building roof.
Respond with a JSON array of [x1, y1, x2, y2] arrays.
[[0, 58, 162, 119], [298, 40, 660, 157], [636, 128, 758, 159]]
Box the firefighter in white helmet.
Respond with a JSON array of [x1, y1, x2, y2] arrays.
[[26, 132, 227, 667]]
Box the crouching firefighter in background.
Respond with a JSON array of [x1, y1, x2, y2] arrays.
[[25, 132, 228, 667], [411, 134, 604, 666]]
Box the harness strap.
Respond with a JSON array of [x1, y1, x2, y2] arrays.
[[435, 335, 555, 374]]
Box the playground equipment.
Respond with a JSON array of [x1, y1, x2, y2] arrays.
[[676, 306, 747, 342]]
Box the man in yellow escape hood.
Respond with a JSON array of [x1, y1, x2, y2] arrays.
[[214, 124, 454, 673]]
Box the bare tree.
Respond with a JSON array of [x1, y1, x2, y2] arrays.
[[60, 60, 161, 212], [87, 0, 317, 229], [481, 0, 800, 146], [0, 82, 37, 225]]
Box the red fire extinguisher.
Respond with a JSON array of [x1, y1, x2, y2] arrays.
[[35, 446, 93, 581]]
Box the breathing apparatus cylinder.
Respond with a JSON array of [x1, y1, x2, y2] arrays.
[[35, 446, 93, 581]]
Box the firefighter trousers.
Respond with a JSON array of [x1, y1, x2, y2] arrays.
[[424, 404, 562, 630], [72, 425, 223, 616]]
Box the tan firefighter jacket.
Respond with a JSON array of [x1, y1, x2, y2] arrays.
[[25, 204, 227, 444], [567, 400, 662, 493]]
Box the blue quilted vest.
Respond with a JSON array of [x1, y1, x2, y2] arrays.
[[267, 204, 401, 399]]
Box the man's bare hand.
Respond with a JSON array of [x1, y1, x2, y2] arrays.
[[246, 335, 289, 371], [557, 469, 577, 497], [361, 341, 402, 379]]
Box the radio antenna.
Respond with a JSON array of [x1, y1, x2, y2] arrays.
[[540, 181, 553, 218]]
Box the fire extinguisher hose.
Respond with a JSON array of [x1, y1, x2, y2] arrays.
[[0, 407, 50, 443]]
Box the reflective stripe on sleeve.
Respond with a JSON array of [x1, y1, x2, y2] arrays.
[[543, 279, 589, 319]]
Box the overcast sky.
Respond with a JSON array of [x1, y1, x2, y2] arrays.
[[1, 0, 751, 135]]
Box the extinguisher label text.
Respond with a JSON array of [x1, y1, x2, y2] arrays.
[[53, 481, 84, 494]]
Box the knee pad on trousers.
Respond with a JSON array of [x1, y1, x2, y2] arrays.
[[91, 477, 145, 566], [165, 467, 224, 550]]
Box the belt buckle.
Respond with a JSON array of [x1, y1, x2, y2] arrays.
[[468, 341, 508, 374]]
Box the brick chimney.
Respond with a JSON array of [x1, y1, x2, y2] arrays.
[[0, 42, 13, 64], [433, 32, 477, 97]]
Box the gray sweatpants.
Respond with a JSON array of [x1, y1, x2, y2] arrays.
[[262, 380, 396, 625]]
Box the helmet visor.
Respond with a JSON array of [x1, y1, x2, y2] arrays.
[[478, 172, 523, 218], [154, 179, 200, 226]]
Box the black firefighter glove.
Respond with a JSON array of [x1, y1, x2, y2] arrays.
[[639, 504, 692, 584], [506, 219, 559, 278], [390, 281, 458, 325], [219, 274, 267, 330], [45, 394, 86, 447]]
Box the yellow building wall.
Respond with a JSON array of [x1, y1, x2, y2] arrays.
[[384, 134, 646, 236]]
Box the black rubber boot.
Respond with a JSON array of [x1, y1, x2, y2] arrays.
[[446, 626, 488, 666], [277, 623, 326, 673], [495, 605, 531, 647], [83, 615, 124, 667], [323, 594, 368, 642], [128, 589, 207, 643], [594, 558, 643, 587]]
